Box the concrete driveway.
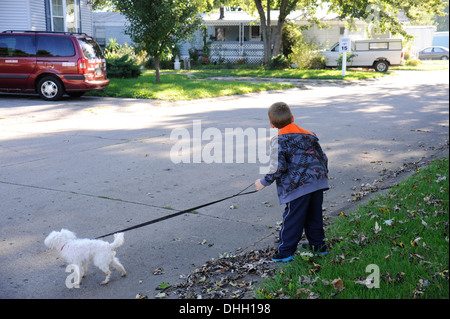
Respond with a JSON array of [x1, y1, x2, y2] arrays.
[[0, 70, 448, 299]]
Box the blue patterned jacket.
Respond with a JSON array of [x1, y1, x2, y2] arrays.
[[261, 123, 329, 204]]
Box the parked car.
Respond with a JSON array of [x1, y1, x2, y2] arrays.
[[0, 30, 109, 101], [418, 46, 449, 60], [323, 38, 404, 72]]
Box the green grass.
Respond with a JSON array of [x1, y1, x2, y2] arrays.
[[184, 68, 390, 81], [87, 70, 294, 101], [256, 156, 449, 299], [391, 60, 449, 71], [86, 68, 389, 101]]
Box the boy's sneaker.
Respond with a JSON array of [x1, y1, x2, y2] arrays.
[[300, 243, 328, 255], [271, 252, 294, 263]]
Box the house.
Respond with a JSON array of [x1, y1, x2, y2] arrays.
[[403, 25, 437, 54], [92, 11, 133, 47], [0, 0, 94, 35], [91, 7, 438, 65], [179, 8, 366, 64]]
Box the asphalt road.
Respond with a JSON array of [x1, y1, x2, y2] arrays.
[[0, 70, 448, 299]]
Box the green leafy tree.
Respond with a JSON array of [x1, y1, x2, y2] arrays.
[[231, 0, 445, 65], [328, 0, 446, 38], [113, 0, 203, 83]]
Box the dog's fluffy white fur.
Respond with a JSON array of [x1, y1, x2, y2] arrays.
[[44, 229, 126, 285]]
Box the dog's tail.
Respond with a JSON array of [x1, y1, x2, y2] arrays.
[[110, 232, 124, 249]]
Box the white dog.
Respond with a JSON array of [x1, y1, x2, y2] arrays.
[[44, 229, 127, 285]]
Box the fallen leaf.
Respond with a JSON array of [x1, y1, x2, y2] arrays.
[[392, 240, 405, 248], [157, 282, 171, 290], [374, 221, 382, 234], [155, 292, 167, 298], [331, 278, 344, 291], [410, 237, 422, 247], [153, 267, 165, 275]]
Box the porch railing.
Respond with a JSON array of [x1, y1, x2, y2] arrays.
[[210, 41, 264, 64]]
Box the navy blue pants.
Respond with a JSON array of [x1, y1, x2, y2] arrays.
[[277, 190, 325, 256]]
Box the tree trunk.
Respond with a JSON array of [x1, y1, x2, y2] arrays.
[[255, 0, 271, 65], [254, 0, 300, 65], [155, 54, 160, 83]]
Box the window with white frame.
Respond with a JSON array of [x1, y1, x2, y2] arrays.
[[51, 0, 79, 32]]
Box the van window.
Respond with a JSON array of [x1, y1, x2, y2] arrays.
[[355, 42, 369, 51], [77, 37, 104, 59], [36, 36, 75, 57], [330, 43, 339, 52], [369, 42, 388, 50], [389, 41, 402, 50], [0, 35, 35, 57]]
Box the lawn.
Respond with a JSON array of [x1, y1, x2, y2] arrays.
[[86, 68, 389, 101], [183, 68, 389, 81], [87, 70, 294, 101], [256, 156, 449, 299], [391, 60, 449, 71]]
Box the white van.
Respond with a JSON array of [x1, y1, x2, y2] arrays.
[[323, 38, 404, 72]]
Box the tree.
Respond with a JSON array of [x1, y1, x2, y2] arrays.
[[232, 0, 319, 65], [113, 0, 203, 83], [92, 0, 115, 11], [232, 0, 445, 65], [328, 0, 446, 38]]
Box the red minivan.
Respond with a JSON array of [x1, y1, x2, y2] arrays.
[[0, 30, 109, 101]]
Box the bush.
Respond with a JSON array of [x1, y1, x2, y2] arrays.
[[104, 39, 141, 78], [200, 56, 211, 65], [106, 55, 141, 78], [336, 53, 357, 69], [269, 54, 290, 69], [405, 59, 422, 66]]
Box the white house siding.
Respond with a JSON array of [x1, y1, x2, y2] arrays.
[[0, 0, 32, 31], [29, 0, 46, 31], [301, 20, 366, 49], [404, 25, 437, 53], [93, 12, 133, 46], [179, 29, 203, 59], [0, 0, 92, 34], [80, 0, 93, 35]]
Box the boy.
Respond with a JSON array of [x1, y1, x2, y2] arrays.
[[255, 102, 329, 262]]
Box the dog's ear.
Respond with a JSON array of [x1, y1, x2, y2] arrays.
[[60, 229, 77, 239]]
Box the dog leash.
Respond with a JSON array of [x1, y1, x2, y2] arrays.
[[95, 183, 257, 239]]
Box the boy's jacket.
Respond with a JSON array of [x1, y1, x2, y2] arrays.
[[261, 123, 329, 204]]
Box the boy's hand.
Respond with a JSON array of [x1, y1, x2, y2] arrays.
[[255, 179, 265, 191]]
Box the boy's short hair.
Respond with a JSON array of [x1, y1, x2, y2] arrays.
[[268, 102, 293, 129]]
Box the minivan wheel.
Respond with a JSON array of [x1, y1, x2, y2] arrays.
[[374, 60, 389, 72], [37, 76, 64, 101]]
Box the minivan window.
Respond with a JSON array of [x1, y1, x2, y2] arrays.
[[0, 35, 35, 57], [77, 37, 104, 59], [36, 35, 75, 57]]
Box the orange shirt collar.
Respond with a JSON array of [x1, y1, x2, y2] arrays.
[[278, 123, 314, 136]]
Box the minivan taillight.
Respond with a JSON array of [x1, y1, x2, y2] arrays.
[[78, 58, 87, 74]]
